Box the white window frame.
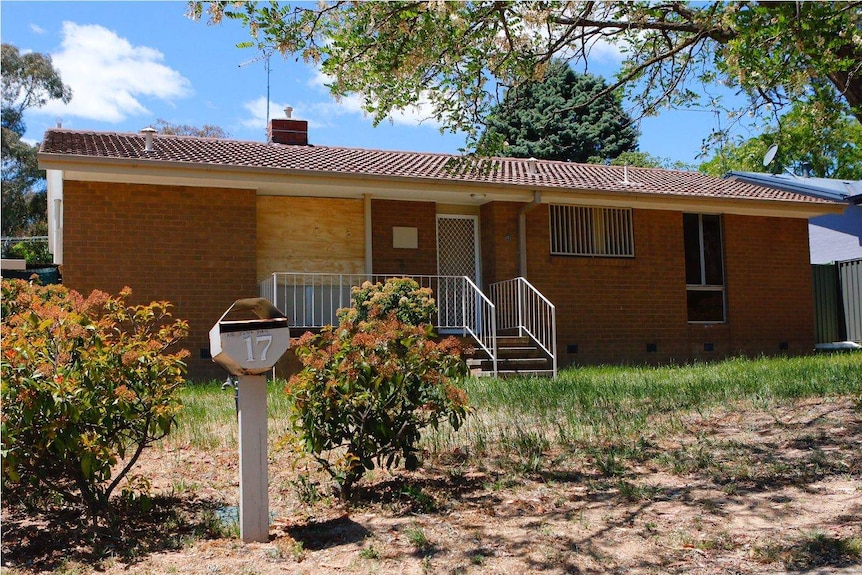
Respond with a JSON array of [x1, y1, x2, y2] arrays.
[[549, 204, 634, 257]]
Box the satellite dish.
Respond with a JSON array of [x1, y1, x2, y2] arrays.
[[762, 144, 778, 168]]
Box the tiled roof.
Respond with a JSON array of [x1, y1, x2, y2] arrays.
[[39, 129, 836, 205]]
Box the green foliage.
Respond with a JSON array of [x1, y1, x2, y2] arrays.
[[338, 277, 436, 325], [479, 61, 638, 162], [588, 150, 695, 171], [286, 278, 469, 496], [404, 524, 430, 549], [699, 95, 862, 179], [2, 43, 72, 237], [3, 237, 52, 264], [193, 2, 862, 154], [715, 2, 861, 122], [0, 280, 189, 522], [153, 118, 231, 138], [1, 43, 72, 134]]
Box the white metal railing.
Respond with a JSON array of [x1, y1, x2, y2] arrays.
[[488, 277, 557, 377], [261, 273, 497, 376], [1, 235, 49, 254]]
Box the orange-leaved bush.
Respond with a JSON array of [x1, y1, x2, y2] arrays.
[[336, 277, 437, 325], [0, 279, 189, 522], [287, 278, 469, 497]]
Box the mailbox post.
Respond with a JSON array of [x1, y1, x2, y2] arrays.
[[210, 298, 290, 543]]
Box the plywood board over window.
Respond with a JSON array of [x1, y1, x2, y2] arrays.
[[256, 196, 365, 279]]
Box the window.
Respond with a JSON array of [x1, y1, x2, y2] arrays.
[[550, 205, 634, 257], [684, 213, 725, 322]]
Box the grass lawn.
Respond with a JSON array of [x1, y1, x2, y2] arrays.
[[4, 352, 861, 575], [171, 352, 861, 455]]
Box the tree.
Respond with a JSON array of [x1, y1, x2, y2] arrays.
[[699, 94, 862, 179], [1, 281, 189, 523], [287, 278, 469, 498], [153, 118, 230, 138], [190, 1, 862, 153], [1, 44, 72, 237], [588, 151, 694, 171], [479, 60, 638, 163]]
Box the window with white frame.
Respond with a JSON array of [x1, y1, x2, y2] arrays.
[[549, 204, 634, 257], [683, 213, 725, 322]]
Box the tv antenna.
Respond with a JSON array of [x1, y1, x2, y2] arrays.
[[239, 47, 275, 128]]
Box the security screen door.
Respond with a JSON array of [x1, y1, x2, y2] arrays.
[[436, 215, 480, 330]]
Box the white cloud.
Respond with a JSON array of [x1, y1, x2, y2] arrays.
[[303, 69, 443, 128], [30, 24, 46, 35], [239, 69, 443, 136], [240, 96, 309, 129], [579, 35, 625, 64], [36, 22, 191, 123]]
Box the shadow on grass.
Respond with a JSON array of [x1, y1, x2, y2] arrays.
[[655, 415, 862, 495], [1, 495, 229, 572], [283, 514, 372, 551], [348, 471, 489, 512], [755, 532, 862, 571]]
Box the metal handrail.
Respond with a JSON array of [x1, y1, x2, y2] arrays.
[[260, 272, 497, 376], [488, 277, 557, 377]]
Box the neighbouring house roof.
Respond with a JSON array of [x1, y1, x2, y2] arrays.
[[39, 129, 842, 216], [725, 171, 862, 204], [725, 171, 862, 265]]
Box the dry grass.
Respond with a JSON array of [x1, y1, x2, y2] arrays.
[[2, 354, 861, 574]]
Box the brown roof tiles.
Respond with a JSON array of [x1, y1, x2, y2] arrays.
[[39, 129, 835, 205]]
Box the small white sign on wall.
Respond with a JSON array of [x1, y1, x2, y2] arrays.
[[393, 226, 418, 249]]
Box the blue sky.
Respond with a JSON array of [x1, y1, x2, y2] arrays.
[[2, 1, 753, 167]]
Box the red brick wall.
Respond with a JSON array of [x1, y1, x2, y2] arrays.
[[481, 202, 816, 366], [60, 183, 814, 377], [371, 199, 437, 275], [61, 181, 258, 380], [723, 214, 814, 355], [480, 201, 520, 287], [522, 205, 690, 365]]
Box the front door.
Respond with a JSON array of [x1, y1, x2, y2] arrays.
[[436, 215, 480, 329]]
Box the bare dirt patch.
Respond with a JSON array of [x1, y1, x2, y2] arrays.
[[3, 397, 861, 574]]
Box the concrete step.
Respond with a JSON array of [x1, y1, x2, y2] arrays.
[[465, 332, 554, 378], [476, 357, 552, 371], [494, 369, 556, 378], [495, 335, 532, 348], [470, 346, 543, 360]]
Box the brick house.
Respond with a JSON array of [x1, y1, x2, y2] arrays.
[[38, 120, 843, 380]]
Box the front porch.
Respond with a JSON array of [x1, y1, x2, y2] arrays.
[[259, 273, 557, 377]]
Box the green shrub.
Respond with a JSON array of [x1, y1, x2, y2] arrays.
[[0, 280, 189, 522], [287, 279, 469, 497], [4, 238, 52, 264], [338, 277, 436, 325]]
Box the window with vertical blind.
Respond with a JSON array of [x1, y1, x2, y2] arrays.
[[684, 213, 726, 322], [549, 204, 634, 257]]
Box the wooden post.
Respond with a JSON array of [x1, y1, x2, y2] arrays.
[[237, 374, 269, 543]]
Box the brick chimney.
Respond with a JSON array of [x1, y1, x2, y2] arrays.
[[267, 106, 308, 145]]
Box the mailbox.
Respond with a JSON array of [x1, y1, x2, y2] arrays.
[[209, 298, 291, 376], [210, 298, 291, 542]]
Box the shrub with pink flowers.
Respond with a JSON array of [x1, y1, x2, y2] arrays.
[[0, 279, 188, 522], [287, 278, 469, 497]]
